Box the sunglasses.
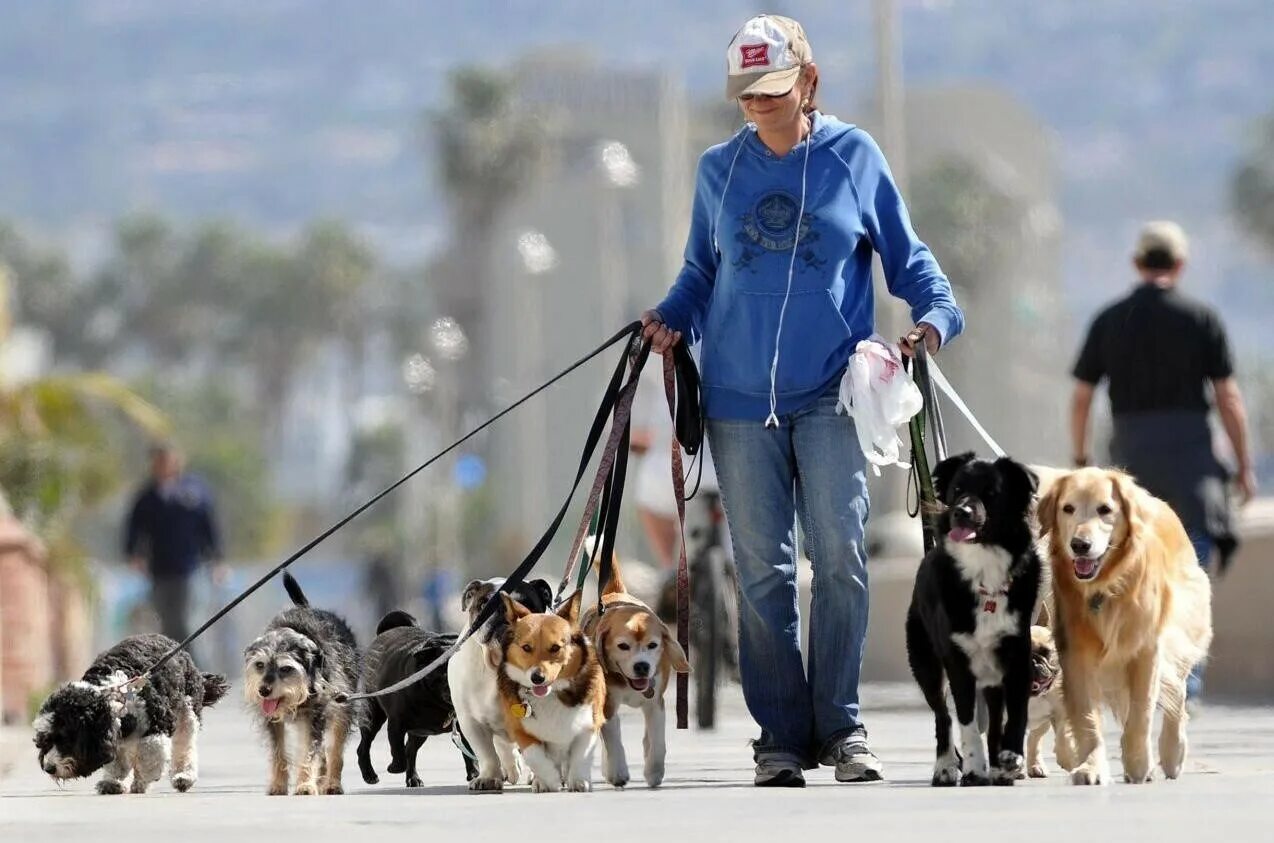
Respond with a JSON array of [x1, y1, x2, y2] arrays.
[[738, 90, 792, 102]]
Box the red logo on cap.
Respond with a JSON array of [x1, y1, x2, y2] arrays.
[[739, 43, 769, 69]]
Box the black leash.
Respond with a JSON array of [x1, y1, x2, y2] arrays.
[[130, 321, 649, 686], [906, 343, 948, 554], [340, 335, 704, 705]]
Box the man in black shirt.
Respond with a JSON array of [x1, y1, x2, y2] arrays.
[[1070, 221, 1256, 698]]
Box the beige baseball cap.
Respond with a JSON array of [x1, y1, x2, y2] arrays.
[[725, 14, 813, 101], [1134, 220, 1190, 263]]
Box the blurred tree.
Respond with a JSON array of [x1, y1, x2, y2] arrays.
[[1231, 112, 1274, 254], [908, 157, 1028, 302], [428, 66, 545, 408], [0, 314, 170, 585]]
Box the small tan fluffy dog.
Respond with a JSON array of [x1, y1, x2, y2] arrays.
[[1038, 468, 1212, 786], [580, 554, 689, 788], [498, 591, 606, 792]]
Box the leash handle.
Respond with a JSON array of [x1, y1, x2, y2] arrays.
[[663, 352, 691, 730]]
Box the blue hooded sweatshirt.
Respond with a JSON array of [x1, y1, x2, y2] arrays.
[[656, 113, 964, 421]]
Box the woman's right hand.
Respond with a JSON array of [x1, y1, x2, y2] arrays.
[[641, 309, 682, 355]]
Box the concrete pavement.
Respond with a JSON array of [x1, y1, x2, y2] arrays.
[[3, 683, 1272, 842]]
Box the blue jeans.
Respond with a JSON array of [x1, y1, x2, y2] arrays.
[[706, 385, 870, 767], [1186, 532, 1212, 700]]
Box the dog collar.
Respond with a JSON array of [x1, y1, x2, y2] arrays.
[[976, 580, 1011, 614], [510, 701, 531, 720]]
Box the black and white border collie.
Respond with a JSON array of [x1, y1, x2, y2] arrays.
[[905, 452, 1041, 786]]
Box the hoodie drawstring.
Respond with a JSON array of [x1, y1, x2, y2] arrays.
[[713, 128, 748, 256], [764, 124, 813, 429]]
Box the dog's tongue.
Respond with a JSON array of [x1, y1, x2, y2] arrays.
[[1074, 557, 1098, 578], [261, 698, 281, 716], [628, 677, 650, 692], [947, 526, 977, 544], [530, 685, 550, 698]]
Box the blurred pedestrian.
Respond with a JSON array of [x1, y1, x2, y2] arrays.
[[1070, 221, 1257, 698], [123, 444, 224, 644], [641, 14, 964, 786]]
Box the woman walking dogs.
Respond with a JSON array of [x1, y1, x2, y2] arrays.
[[642, 14, 964, 787]]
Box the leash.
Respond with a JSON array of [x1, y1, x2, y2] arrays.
[[663, 352, 691, 730], [906, 342, 1007, 553], [124, 321, 648, 689], [338, 338, 705, 707]]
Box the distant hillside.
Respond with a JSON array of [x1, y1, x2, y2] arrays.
[[0, 0, 1271, 347]]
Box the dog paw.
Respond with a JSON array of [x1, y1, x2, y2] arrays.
[[171, 773, 195, 793], [96, 780, 126, 796], [405, 774, 422, 789], [567, 778, 591, 793], [1028, 763, 1048, 779], [362, 771, 380, 785], [643, 766, 665, 789], [386, 760, 406, 775], [531, 777, 561, 793], [931, 757, 961, 787], [994, 751, 1024, 784], [1071, 765, 1108, 786], [961, 771, 990, 787], [129, 779, 150, 794], [294, 783, 318, 796], [1123, 769, 1154, 784], [606, 773, 629, 789], [468, 776, 503, 792]]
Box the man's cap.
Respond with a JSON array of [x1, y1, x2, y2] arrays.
[[725, 14, 813, 101], [1134, 220, 1189, 263]]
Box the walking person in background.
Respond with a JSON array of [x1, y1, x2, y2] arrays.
[[124, 443, 224, 645], [1070, 221, 1257, 700], [642, 14, 963, 786]]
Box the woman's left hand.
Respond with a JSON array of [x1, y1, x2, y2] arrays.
[[898, 322, 939, 358]]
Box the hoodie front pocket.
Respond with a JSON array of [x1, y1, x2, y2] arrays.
[[703, 289, 853, 397]]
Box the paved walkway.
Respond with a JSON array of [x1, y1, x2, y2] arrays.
[[3, 683, 1272, 842]]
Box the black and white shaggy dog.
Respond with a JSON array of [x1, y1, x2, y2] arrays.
[[33, 634, 228, 794], [357, 610, 472, 788], [243, 572, 360, 795], [906, 452, 1042, 787]]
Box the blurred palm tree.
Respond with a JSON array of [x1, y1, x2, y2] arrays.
[[1, 268, 170, 583], [428, 66, 546, 407], [1231, 112, 1274, 255]]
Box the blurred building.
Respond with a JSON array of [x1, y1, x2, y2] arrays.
[[476, 56, 695, 560], [899, 85, 1071, 466]]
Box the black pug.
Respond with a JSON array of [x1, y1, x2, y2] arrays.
[[905, 452, 1041, 787], [357, 610, 468, 788], [34, 633, 228, 794], [243, 572, 361, 795]]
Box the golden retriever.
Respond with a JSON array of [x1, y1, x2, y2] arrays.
[[1037, 468, 1212, 785]]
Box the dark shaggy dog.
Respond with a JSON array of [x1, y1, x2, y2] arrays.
[[243, 572, 360, 795], [34, 634, 228, 794], [357, 611, 472, 788], [906, 452, 1041, 787]]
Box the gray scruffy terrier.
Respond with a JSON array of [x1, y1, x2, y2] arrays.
[[243, 572, 361, 795], [34, 634, 229, 794]]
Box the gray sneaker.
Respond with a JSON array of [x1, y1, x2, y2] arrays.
[[821, 730, 884, 782], [754, 757, 806, 788]]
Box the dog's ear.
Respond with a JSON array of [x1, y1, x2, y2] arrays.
[[501, 592, 532, 624], [1108, 470, 1149, 555], [932, 452, 976, 502], [527, 579, 554, 612], [556, 589, 583, 626], [662, 627, 690, 674], [1035, 471, 1066, 536], [994, 457, 1038, 512], [460, 579, 485, 612]]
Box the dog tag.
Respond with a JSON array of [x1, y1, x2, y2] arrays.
[[510, 702, 530, 719]]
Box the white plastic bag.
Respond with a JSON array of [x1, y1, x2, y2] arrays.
[[836, 336, 923, 475]]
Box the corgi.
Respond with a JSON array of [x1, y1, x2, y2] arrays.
[[580, 552, 689, 788], [498, 591, 606, 793]]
